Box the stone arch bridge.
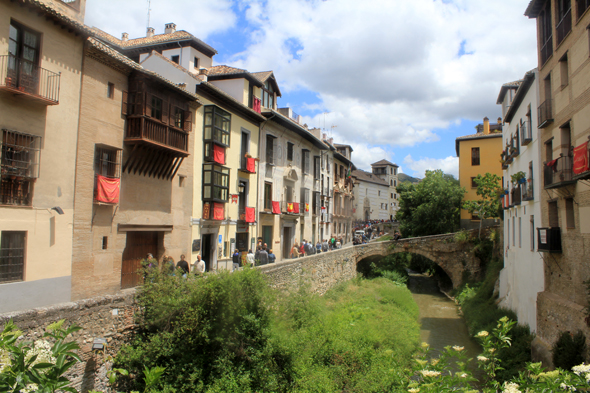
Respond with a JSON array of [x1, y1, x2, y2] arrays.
[[259, 228, 492, 294]]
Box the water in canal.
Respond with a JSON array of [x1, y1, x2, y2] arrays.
[[408, 271, 481, 361]]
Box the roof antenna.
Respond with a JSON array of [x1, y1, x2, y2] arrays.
[[147, 0, 152, 29]]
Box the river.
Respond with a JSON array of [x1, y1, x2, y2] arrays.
[[408, 271, 481, 361]]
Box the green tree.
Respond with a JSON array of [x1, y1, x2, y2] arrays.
[[396, 170, 465, 237], [462, 173, 502, 238]]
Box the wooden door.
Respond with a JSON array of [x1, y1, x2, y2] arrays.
[[121, 231, 158, 289]]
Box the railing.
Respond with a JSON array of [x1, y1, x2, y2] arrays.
[[280, 200, 301, 215], [544, 155, 574, 188], [538, 99, 553, 128], [0, 178, 33, 206], [540, 34, 553, 65], [522, 180, 534, 201], [511, 186, 521, 206], [0, 55, 60, 104], [521, 121, 532, 145], [126, 116, 189, 152], [556, 8, 572, 46]]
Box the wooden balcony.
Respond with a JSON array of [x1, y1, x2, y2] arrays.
[[125, 116, 189, 156], [0, 55, 60, 105]]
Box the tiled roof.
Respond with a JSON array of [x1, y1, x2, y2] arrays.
[[87, 38, 199, 101], [20, 0, 93, 36], [351, 169, 388, 186], [456, 131, 502, 141], [371, 159, 398, 167], [496, 79, 523, 104], [251, 71, 273, 83], [502, 79, 523, 88], [90, 27, 217, 56], [208, 65, 248, 76]]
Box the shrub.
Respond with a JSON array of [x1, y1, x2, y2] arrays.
[[454, 229, 470, 244], [553, 331, 587, 370]]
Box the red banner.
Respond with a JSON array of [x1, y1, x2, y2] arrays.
[[245, 207, 255, 223], [253, 97, 261, 113], [574, 142, 589, 175], [246, 157, 256, 173], [293, 202, 300, 214], [213, 144, 225, 165], [213, 203, 224, 220], [203, 202, 210, 219], [305, 203, 309, 212], [272, 201, 280, 214], [287, 203, 294, 212], [95, 175, 120, 204]]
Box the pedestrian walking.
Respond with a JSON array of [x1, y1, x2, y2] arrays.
[[247, 249, 255, 266], [176, 254, 190, 276], [268, 249, 276, 264], [316, 241, 322, 253], [291, 242, 300, 258], [232, 250, 240, 271], [322, 239, 329, 252], [258, 245, 269, 265], [191, 254, 205, 275]]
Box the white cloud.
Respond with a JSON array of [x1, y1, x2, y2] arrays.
[[403, 154, 459, 179], [348, 145, 394, 172], [84, 0, 237, 41]]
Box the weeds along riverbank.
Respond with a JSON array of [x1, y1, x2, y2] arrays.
[[112, 268, 422, 392]]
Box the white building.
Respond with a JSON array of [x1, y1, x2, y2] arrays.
[[351, 169, 390, 221], [497, 69, 544, 332], [370, 160, 400, 220]]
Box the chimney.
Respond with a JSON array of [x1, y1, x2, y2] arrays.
[[198, 68, 208, 82], [322, 133, 327, 140], [165, 23, 176, 34], [497, 117, 502, 125], [178, 82, 186, 89], [328, 137, 333, 145], [121, 32, 129, 42], [146, 27, 155, 38], [483, 117, 490, 135]]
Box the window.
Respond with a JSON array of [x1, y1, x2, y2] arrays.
[[530, 216, 535, 251], [261, 80, 274, 109], [518, 217, 522, 248], [150, 96, 162, 120], [566, 198, 575, 228], [1, 129, 41, 206], [539, 1, 553, 64], [560, 53, 569, 87], [472, 213, 480, 221], [302, 149, 310, 174], [107, 82, 115, 99], [8, 21, 41, 95], [578, 0, 590, 18], [314, 156, 320, 180], [391, 193, 393, 198], [556, 0, 572, 45], [173, 107, 184, 129], [549, 200, 559, 227], [204, 105, 231, 146], [471, 177, 478, 188], [0, 231, 25, 283], [102, 236, 108, 250], [394, 194, 397, 199], [390, 180, 393, 186], [202, 164, 230, 202], [194, 56, 200, 69], [240, 131, 249, 170], [179, 175, 186, 187], [378, 190, 381, 196], [394, 180, 397, 187], [171, 55, 179, 64], [512, 217, 516, 246], [287, 142, 294, 161], [471, 147, 480, 166], [266, 135, 275, 165], [264, 182, 272, 211], [301, 188, 310, 214], [545, 139, 553, 162], [94, 145, 122, 178]]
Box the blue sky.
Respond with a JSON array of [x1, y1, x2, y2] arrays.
[[85, 0, 537, 178]]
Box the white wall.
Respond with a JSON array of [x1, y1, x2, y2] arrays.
[[209, 79, 248, 105]]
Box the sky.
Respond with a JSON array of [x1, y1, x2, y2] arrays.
[[84, 0, 538, 179]]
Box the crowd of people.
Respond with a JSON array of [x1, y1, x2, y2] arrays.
[[289, 237, 344, 259]]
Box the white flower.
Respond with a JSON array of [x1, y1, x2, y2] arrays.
[[476, 331, 489, 337], [419, 369, 441, 378], [452, 345, 464, 351], [572, 363, 590, 376], [560, 382, 577, 391], [0, 348, 11, 373], [459, 373, 467, 378], [20, 383, 39, 393], [477, 355, 489, 362], [502, 382, 521, 393], [25, 340, 56, 368], [408, 389, 420, 393]]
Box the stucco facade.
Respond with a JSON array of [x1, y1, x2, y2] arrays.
[[351, 169, 390, 221], [497, 69, 544, 332]]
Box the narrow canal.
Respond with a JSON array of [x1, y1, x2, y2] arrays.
[[408, 271, 481, 360]]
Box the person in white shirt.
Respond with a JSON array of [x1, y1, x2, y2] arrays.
[[192, 254, 206, 274], [246, 249, 255, 266]]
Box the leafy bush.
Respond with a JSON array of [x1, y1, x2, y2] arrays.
[[553, 331, 587, 370], [455, 283, 479, 307], [454, 229, 470, 244]]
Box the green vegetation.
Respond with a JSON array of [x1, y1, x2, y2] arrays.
[[396, 170, 465, 238], [552, 331, 587, 371], [462, 173, 503, 238], [113, 268, 421, 392]]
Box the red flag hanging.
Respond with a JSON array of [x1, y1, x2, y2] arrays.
[[245, 207, 255, 223], [305, 203, 309, 212], [287, 202, 294, 212], [213, 203, 224, 220], [573, 142, 589, 175], [246, 157, 256, 173], [95, 175, 120, 204], [293, 202, 300, 214], [213, 144, 225, 165], [272, 201, 280, 214], [253, 97, 261, 113]]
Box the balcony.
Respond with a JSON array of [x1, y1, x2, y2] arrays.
[[0, 55, 60, 105], [521, 121, 532, 145], [540, 34, 553, 66], [510, 186, 521, 206], [125, 116, 189, 156], [537, 227, 562, 253], [281, 201, 301, 215], [538, 99, 553, 128], [544, 155, 575, 189], [556, 8, 572, 46], [522, 180, 534, 201]]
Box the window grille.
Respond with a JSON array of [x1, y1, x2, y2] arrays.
[[0, 231, 25, 283]]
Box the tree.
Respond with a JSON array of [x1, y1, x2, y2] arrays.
[[396, 170, 465, 237], [462, 173, 502, 238]]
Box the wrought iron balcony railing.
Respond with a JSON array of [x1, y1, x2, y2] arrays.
[[521, 121, 532, 145], [556, 8, 572, 46], [538, 99, 553, 128], [540, 34, 553, 65], [0, 55, 60, 105], [544, 155, 575, 189]]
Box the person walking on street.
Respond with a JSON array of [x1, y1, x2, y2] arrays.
[[316, 241, 322, 253], [291, 242, 300, 259], [258, 245, 269, 265], [246, 249, 255, 266], [192, 254, 206, 275], [322, 239, 329, 252], [268, 249, 276, 264], [232, 250, 240, 271], [300, 241, 306, 257]]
